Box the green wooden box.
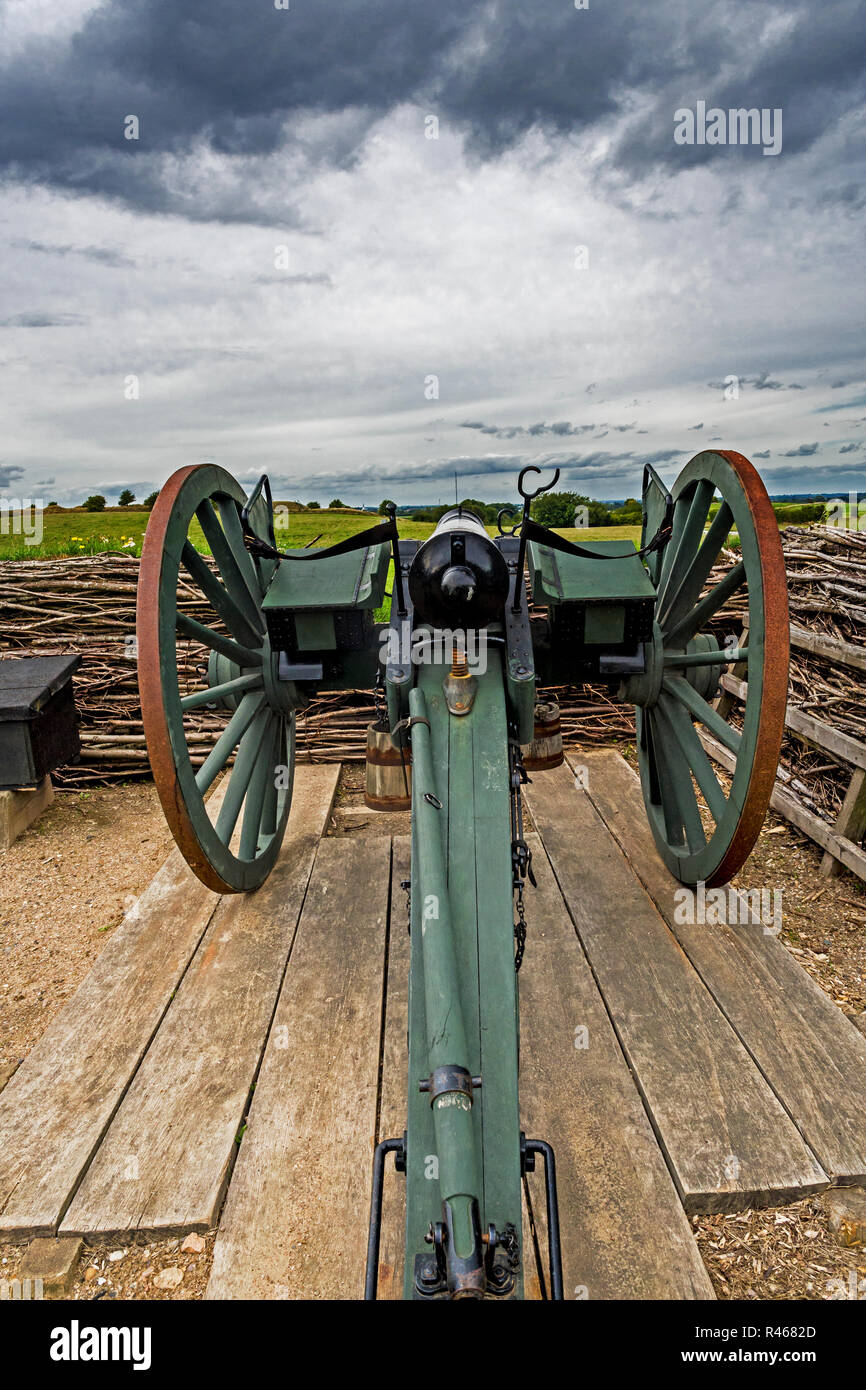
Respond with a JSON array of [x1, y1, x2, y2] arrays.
[[262, 542, 390, 655]]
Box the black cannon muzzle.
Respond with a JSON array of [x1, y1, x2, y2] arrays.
[[408, 509, 510, 630]]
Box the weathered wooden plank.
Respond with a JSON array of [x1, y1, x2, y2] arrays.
[[60, 765, 339, 1239], [822, 768, 866, 879], [526, 762, 827, 1212], [699, 732, 866, 882], [719, 673, 866, 771], [789, 622, 866, 674], [578, 749, 866, 1185], [206, 835, 391, 1299], [518, 834, 714, 1297], [0, 793, 227, 1239], [374, 836, 410, 1301]]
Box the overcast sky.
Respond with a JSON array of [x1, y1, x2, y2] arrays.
[[1, 0, 864, 507]]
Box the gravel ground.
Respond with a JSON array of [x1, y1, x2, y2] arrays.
[[1, 761, 863, 1301], [0, 782, 174, 1075]]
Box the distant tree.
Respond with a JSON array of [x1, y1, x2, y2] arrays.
[[328, 498, 345, 509], [531, 491, 612, 528], [118, 489, 135, 506], [307, 500, 321, 509], [83, 495, 107, 512], [458, 498, 494, 523], [378, 498, 397, 515], [143, 491, 159, 510]]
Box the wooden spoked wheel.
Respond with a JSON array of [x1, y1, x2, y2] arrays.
[[137, 464, 297, 893], [632, 450, 788, 886]]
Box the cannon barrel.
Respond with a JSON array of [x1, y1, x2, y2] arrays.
[[408, 508, 509, 630]]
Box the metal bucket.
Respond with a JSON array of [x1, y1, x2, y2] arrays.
[[521, 700, 564, 771], [365, 721, 412, 810]]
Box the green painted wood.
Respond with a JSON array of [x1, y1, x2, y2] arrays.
[[528, 539, 655, 606], [262, 541, 390, 612], [403, 651, 522, 1297]]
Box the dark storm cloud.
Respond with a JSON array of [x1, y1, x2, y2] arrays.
[[0, 312, 85, 327], [13, 240, 135, 268], [610, 0, 866, 174], [2, 1, 862, 220], [461, 420, 636, 440], [706, 372, 807, 392], [0, 465, 26, 488], [306, 446, 683, 489]]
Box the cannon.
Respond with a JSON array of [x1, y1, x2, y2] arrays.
[[136, 449, 788, 1299]]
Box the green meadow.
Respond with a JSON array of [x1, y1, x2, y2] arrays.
[[0, 504, 644, 561]]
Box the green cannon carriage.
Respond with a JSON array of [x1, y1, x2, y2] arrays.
[[136, 449, 788, 1299]]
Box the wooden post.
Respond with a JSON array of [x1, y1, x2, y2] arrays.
[[821, 768, 866, 878], [0, 776, 53, 851]]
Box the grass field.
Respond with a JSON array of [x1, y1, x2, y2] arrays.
[[1, 496, 842, 564], [0, 504, 644, 560]]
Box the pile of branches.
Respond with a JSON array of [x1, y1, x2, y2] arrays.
[[703, 526, 866, 831]]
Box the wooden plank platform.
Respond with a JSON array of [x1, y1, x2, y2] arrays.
[[576, 750, 866, 1186], [61, 765, 339, 1240], [206, 835, 391, 1299], [525, 762, 828, 1213], [4, 751, 860, 1298], [0, 795, 226, 1238], [518, 834, 713, 1298]]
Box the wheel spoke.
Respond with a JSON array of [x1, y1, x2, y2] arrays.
[[216, 707, 272, 844], [663, 561, 747, 648], [656, 691, 728, 823], [648, 711, 686, 847], [181, 672, 263, 712], [654, 711, 707, 853], [656, 479, 715, 618], [660, 500, 734, 632], [212, 495, 266, 604], [181, 541, 264, 648], [260, 718, 282, 838], [176, 612, 263, 668], [239, 713, 278, 860], [662, 674, 742, 754], [654, 494, 689, 612], [194, 691, 266, 794], [196, 498, 263, 629]]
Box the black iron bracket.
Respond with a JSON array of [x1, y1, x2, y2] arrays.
[[364, 1133, 406, 1301], [521, 1134, 564, 1300]]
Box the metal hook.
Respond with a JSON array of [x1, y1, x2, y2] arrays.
[[518, 465, 561, 502], [497, 506, 521, 537]]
